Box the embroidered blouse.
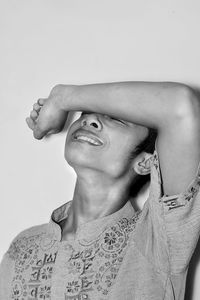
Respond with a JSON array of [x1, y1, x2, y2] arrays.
[[1, 150, 200, 300]]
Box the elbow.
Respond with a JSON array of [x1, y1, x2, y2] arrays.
[[174, 84, 200, 121]]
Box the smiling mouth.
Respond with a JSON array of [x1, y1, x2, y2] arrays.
[[72, 134, 104, 146]]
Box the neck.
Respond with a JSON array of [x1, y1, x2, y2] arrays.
[[60, 169, 132, 241]]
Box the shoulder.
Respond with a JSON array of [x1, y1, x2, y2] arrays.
[[11, 223, 48, 241], [6, 223, 48, 260]]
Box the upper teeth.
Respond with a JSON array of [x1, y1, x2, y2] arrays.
[[75, 135, 102, 145]]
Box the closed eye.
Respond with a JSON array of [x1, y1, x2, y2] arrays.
[[109, 117, 126, 125], [81, 111, 90, 116], [80, 112, 126, 125], [103, 114, 127, 125]]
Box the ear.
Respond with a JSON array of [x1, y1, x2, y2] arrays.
[[132, 152, 152, 175]]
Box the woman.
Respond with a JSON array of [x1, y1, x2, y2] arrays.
[[1, 81, 200, 299]]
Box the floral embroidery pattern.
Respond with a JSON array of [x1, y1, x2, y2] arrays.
[[104, 232, 117, 246], [152, 150, 200, 212], [152, 151, 159, 172], [184, 176, 200, 202], [151, 151, 160, 178], [163, 167, 200, 212], [8, 234, 58, 300], [8, 209, 140, 300], [64, 213, 140, 300], [163, 196, 185, 211]]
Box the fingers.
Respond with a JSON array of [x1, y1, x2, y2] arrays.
[[26, 98, 48, 139], [37, 98, 46, 106], [33, 103, 41, 112], [33, 129, 44, 140], [29, 98, 46, 122], [30, 110, 38, 120], [26, 117, 35, 130], [26, 117, 46, 140], [26, 99, 43, 130]]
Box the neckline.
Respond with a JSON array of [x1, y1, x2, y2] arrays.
[[48, 200, 136, 242]]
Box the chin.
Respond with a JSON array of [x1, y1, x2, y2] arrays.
[[64, 147, 98, 170], [65, 152, 125, 180], [65, 138, 101, 164]]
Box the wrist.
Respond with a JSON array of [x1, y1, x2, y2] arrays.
[[50, 84, 78, 112]]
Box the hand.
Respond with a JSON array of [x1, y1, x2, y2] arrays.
[[26, 85, 71, 139]]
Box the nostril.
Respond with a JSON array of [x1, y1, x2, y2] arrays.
[[91, 122, 98, 128]]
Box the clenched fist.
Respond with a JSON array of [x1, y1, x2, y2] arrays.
[[26, 85, 74, 139]]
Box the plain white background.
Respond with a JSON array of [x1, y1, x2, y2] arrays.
[[1, 0, 200, 299]]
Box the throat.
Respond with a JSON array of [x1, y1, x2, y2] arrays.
[[60, 179, 130, 241]]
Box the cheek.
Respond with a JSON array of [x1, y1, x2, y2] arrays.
[[101, 138, 135, 173], [110, 135, 136, 158]]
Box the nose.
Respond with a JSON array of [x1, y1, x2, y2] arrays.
[[81, 113, 102, 131]]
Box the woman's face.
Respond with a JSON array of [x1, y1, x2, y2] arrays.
[[65, 112, 148, 178]]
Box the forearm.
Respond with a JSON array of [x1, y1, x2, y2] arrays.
[[59, 81, 194, 129]]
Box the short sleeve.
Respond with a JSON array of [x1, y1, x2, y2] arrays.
[[134, 149, 200, 274], [149, 150, 200, 274]]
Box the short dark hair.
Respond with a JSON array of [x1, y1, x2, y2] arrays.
[[128, 127, 157, 199]]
